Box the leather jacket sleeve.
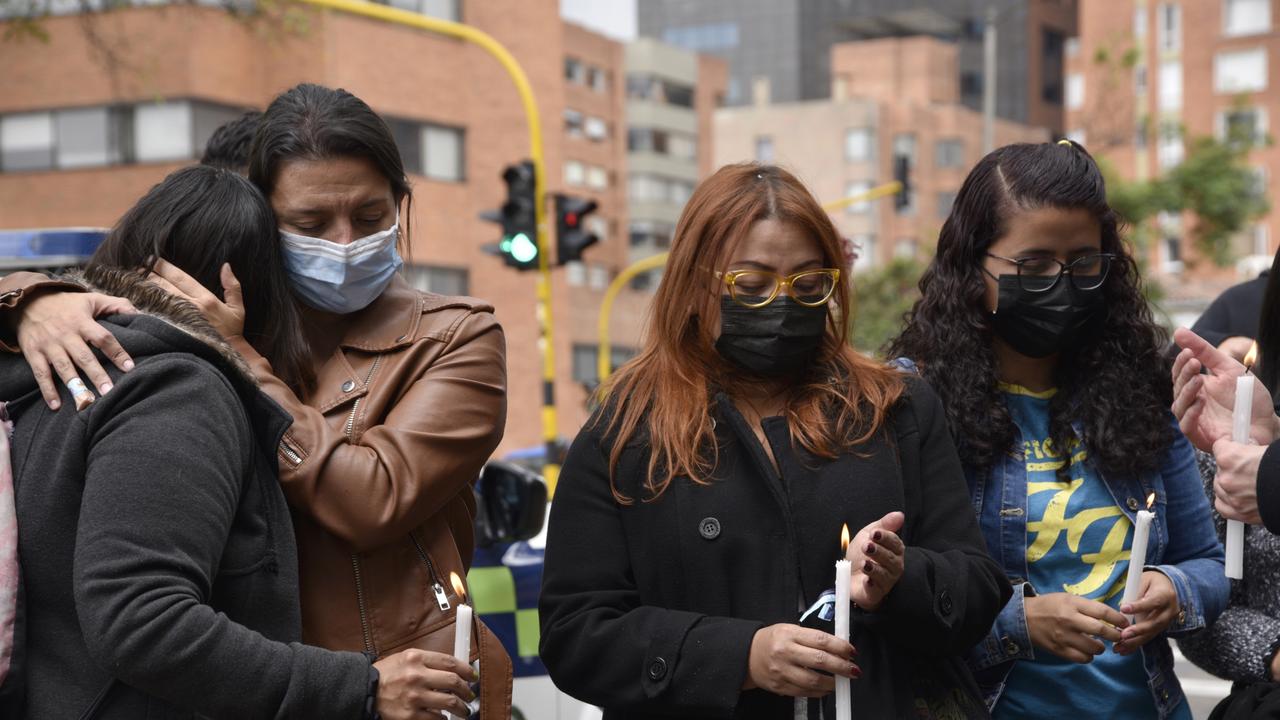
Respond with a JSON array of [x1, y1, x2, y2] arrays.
[[0, 271, 89, 351], [228, 309, 507, 552]]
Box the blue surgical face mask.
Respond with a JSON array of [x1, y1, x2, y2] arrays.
[[279, 218, 403, 314]]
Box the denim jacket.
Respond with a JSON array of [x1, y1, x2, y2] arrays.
[[894, 359, 1229, 719]]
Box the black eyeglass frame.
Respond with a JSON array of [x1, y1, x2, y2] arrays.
[[985, 252, 1117, 292]]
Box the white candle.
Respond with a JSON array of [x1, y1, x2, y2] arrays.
[[835, 525, 851, 720], [450, 572, 473, 720], [1227, 374, 1253, 579], [1121, 505, 1154, 622]]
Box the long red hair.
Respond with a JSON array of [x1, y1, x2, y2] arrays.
[[600, 163, 904, 503]]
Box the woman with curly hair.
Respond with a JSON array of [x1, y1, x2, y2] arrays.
[[539, 163, 1010, 719], [889, 141, 1228, 719]]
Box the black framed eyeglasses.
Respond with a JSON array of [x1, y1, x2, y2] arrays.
[[985, 252, 1116, 292]]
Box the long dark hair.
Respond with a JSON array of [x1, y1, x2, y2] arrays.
[[248, 83, 413, 242], [889, 141, 1173, 478], [602, 163, 903, 503], [88, 165, 312, 393]]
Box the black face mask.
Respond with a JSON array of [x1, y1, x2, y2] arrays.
[[715, 296, 829, 376], [989, 274, 1105, 358]]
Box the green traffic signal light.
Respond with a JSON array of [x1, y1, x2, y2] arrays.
[[507, 232, 538, 264]]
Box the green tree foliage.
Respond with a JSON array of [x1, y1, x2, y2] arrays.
[[850, 257, 926, 356]]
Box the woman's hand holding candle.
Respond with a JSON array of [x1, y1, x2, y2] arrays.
[[742, 624, 859, 696], [845, 511, 906, 611], [1171, 329, 1279, 451], [1115, 571, 1179, 655], [1211, 438, 1268, 524]]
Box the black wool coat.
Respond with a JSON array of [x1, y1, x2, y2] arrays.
[[539, 377, 1011, 719]]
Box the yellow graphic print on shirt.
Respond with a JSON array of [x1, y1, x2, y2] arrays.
[[1013, 392, 1134, 602]]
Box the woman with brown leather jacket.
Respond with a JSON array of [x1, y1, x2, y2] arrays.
[[0, 83, 511, 717]]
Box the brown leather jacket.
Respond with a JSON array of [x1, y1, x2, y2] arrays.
[[0, 272, 514, 716]]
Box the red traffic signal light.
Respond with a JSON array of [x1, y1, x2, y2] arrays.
[[554, 194, 599, 266]]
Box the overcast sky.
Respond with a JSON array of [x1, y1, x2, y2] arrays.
[[560, 0, 637, 40]]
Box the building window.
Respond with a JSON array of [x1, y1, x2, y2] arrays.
[[755, 136, 774, 162], [1136, 117, 1150, 148], [589, 67, 608, 93], [565, 160, 586, 186], [1220, 108, 1266, 145], [661, 22, 740, 52], [630, 221, 674, 249], [1162, 234, 1183, 274], [564, 108, 584, 137], [422, 125, 464, 182], [670, 179, 694, 205], [1158, 123, 1184, 169], [960, 72, 983, 97], [1158, 3, 1182, 52], [1066, 73, 1085, 111], [893, 133, 917, 165], [1159, 60, 1183, 111], [402, 264, 469, 296], [1254, 222, 1271, 255], [934, 138, 965, 168], [1225, 0, 1271, 36], [668, 133, 696, 161], [1066, 37, 1081, 58], [844, 128, 872, 162], [1068, 128, 1088, 145], [565, 57, 585, 84], [1215, 48, 1268, 93], [0, 111, 53, 171], [1041, 29, 1065, 104], [134, 101, 194, 162], [844, 181, 872, 214], [894, 238, 918, 259], [571, 343, 637, 385], [54, 107, 126, 169], [584, 116, 608, 141], [629, 128, 696, 160], [381, 0, 458, 20], [586, 165, 608, 190], [937, 191, 957, 220], [1135, 65, 1149, 95], [626, 75, 694, 108], [852, 234, 877, 272]]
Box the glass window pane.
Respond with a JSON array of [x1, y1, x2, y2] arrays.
[[422, 125, 462, 181], [844, 128, 871, 162], [56, 107, 119, 169], [403, 264, 468, 295], [1, 112, 54, 171], [1215, 48, 1268, 93], [1159, 60, 1182, 111], [755, 136, 774, 162], [192, 102, 245, 161], [566, 161, 585, 186], [420, 0, 456, 21], [844, 181, 871, 214], [586, 165, 608, 190], [585, 116, 608, 141], [1226, 0, 1270, 36], [390, 119, 423, 176], [134, 101, 193, 162]]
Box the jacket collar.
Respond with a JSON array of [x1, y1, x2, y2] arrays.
[[336, 275, 423, 352]]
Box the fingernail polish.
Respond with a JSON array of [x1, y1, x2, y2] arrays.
[[49, 400, 60, 410], [863, 560, 873, 572], [123, 360, 135, 371], [99, 383, 112, 395], [865, 543, 876, 554], [850, 667, 862, 679], [872, 531, 882, 541]]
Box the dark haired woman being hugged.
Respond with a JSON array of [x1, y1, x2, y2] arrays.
[[539, 163, 1010, 719], [1, 165, 475, 719], [0, 84, 510, 716], [889, 140, 1229, 719]]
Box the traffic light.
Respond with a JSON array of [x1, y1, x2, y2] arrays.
[[893, 155, 912, 212], [554, 194, 599, 265], [481, 160, 540, 271]]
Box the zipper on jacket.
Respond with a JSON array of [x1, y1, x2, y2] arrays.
[[279, 437, 303, 467], [410, 531, 452, 612], [346, 355, 383, 657], [344, 356, 384, 438], [351, 554, 375, 655]]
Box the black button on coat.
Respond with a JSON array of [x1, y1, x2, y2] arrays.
[[539, 378, 1011, 719]]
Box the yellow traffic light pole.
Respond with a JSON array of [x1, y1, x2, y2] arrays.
[[596, 180, 904, 383], [292, 0, 563, 494]]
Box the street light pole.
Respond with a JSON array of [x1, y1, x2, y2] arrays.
[[983, 3, 997, 153]]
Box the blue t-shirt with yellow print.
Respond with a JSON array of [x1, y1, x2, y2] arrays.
[[992, 385, 1189, 720]]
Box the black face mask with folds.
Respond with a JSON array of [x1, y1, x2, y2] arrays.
[[989, 273, 1105, 358], [715, 296, 829, 376]]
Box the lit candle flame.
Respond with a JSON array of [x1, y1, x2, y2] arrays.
[[1245, 342, 1259, 370], [1146, 492, 1156, 510], [450, 571, 467, 602], [840, 524, 850, 553]]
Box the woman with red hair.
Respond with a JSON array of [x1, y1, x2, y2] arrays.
[[539, 163, 1009, 719]]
